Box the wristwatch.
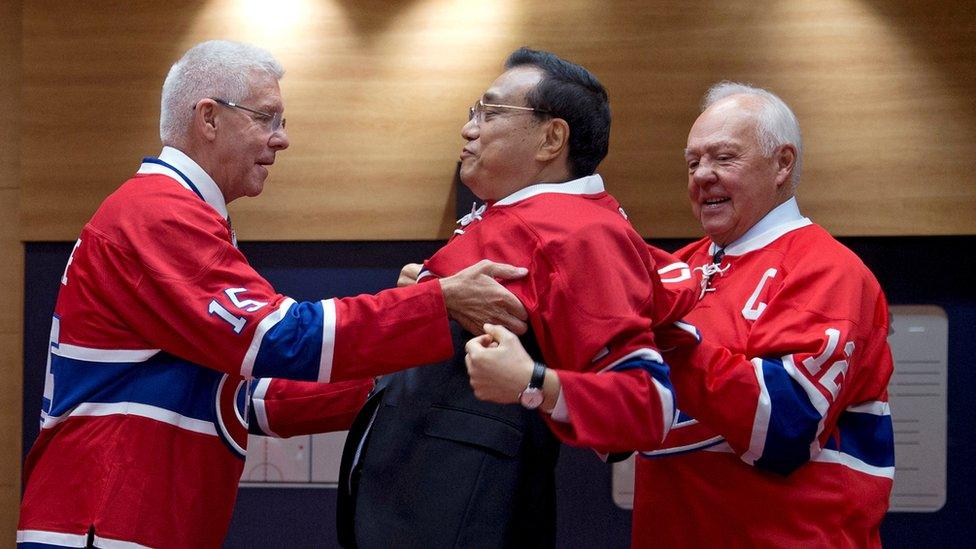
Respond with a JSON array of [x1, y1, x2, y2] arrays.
[[518, 362, 546, 410]]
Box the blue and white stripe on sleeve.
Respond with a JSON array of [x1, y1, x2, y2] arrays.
[[743, 355, 828, 475], [605, 348, 676, 441], [241, 298, 337, 383], [820, 401, 895, 478]]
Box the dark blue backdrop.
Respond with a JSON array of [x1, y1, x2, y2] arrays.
[[22, 236, 975, 548]]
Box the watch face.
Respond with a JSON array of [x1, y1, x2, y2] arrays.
[[520, 388, 544, 410]]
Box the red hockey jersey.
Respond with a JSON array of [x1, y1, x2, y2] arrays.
[[18, 148, 451, 548], [421, 175, 698, 453], [636, 199, 895, 548]]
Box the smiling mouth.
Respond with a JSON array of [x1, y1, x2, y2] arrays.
[[702, 198, 730, 207]]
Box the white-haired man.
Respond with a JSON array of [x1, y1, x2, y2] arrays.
[[17, 40, 527, 549], [466, 82, 895, 547]]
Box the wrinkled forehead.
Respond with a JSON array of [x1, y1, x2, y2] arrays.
[[482, 66, 544, 103]]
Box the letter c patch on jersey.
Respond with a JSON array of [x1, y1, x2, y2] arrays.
[[742, 268, 778, 320], [215, 373, 250, 459]]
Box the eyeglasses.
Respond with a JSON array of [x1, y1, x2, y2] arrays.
[[210, 97, 286, 133], [467, 99, 549, 125]]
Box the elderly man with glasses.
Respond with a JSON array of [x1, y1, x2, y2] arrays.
[[335, 47, 697, 549], [17, 40, 529, 549]]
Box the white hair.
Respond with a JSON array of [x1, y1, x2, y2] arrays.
[[159, 40, 284, 145], [703, 81, 803, 188]]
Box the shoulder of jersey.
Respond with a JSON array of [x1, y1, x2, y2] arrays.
[[95, 174, 221, 224], [514, 192, 629, 231], [674, 236, 712, 261], [778, 224, 869, 269]]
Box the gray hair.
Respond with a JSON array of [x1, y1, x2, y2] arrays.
[[159, 40, 284, 145], [702, 81, 803, 188]]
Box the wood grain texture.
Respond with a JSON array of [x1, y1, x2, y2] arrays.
[[0, 333, 24, 506], [19, 0, 976, 241], [0, 191, 22, 336], [0, 0, 23, 537], [0, 0, 20, 191]]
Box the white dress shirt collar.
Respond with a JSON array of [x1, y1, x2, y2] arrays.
[[137, 146, 229, 220], [493, 174, 605, 206], [710, 196, 812, 257]]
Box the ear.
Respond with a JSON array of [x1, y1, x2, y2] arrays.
[[773, 144, 797, 188], [536, 118, 570, 163], [193, 98, 219, 142]]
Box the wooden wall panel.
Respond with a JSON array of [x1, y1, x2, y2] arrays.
[[0, 331, 23, 539], [20, 0, 976, 241], [0, 191, 22, 353], [1, 0, 23, 537]]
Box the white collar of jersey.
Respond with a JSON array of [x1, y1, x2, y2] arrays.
[[137, 146, 229, 220], [710, 197, 812, 257], [493, 174, 605, 207]]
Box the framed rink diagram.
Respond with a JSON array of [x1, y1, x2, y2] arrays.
[[240, 431, 348, 486]]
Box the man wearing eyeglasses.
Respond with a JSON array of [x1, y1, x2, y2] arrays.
[[336, 47, 697, 549], [17, 40, 529, 549]]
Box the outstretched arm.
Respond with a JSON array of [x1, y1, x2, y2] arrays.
[[249, 377, 375, 438]]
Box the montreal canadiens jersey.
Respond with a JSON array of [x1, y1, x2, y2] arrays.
[[421, 175, 698, 453], [635, 200, 895, 548], [18, 149, 452, 549]]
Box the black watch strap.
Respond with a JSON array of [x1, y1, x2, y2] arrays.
[[529, 362, 546, 389]]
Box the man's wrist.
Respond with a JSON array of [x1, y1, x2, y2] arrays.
[[540, 369, 561, 414], [436, 276, 455, 309], [518, 361, 546, 409]]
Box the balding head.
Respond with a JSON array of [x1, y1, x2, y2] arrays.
[[702, 82, 803, 188]]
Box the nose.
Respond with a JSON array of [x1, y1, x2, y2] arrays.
[[270, 127, 289, 150], [461, 117, 478, 141], [691, 160, 716, 187]]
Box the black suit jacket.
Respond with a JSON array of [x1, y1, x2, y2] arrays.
[[337, 323, 561, 549]]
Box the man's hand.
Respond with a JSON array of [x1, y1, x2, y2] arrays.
[[653, 320, 702, 353], [465, 323, 534, 404], [439, 259, 529, 335], [397, 263, 423, 287]]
